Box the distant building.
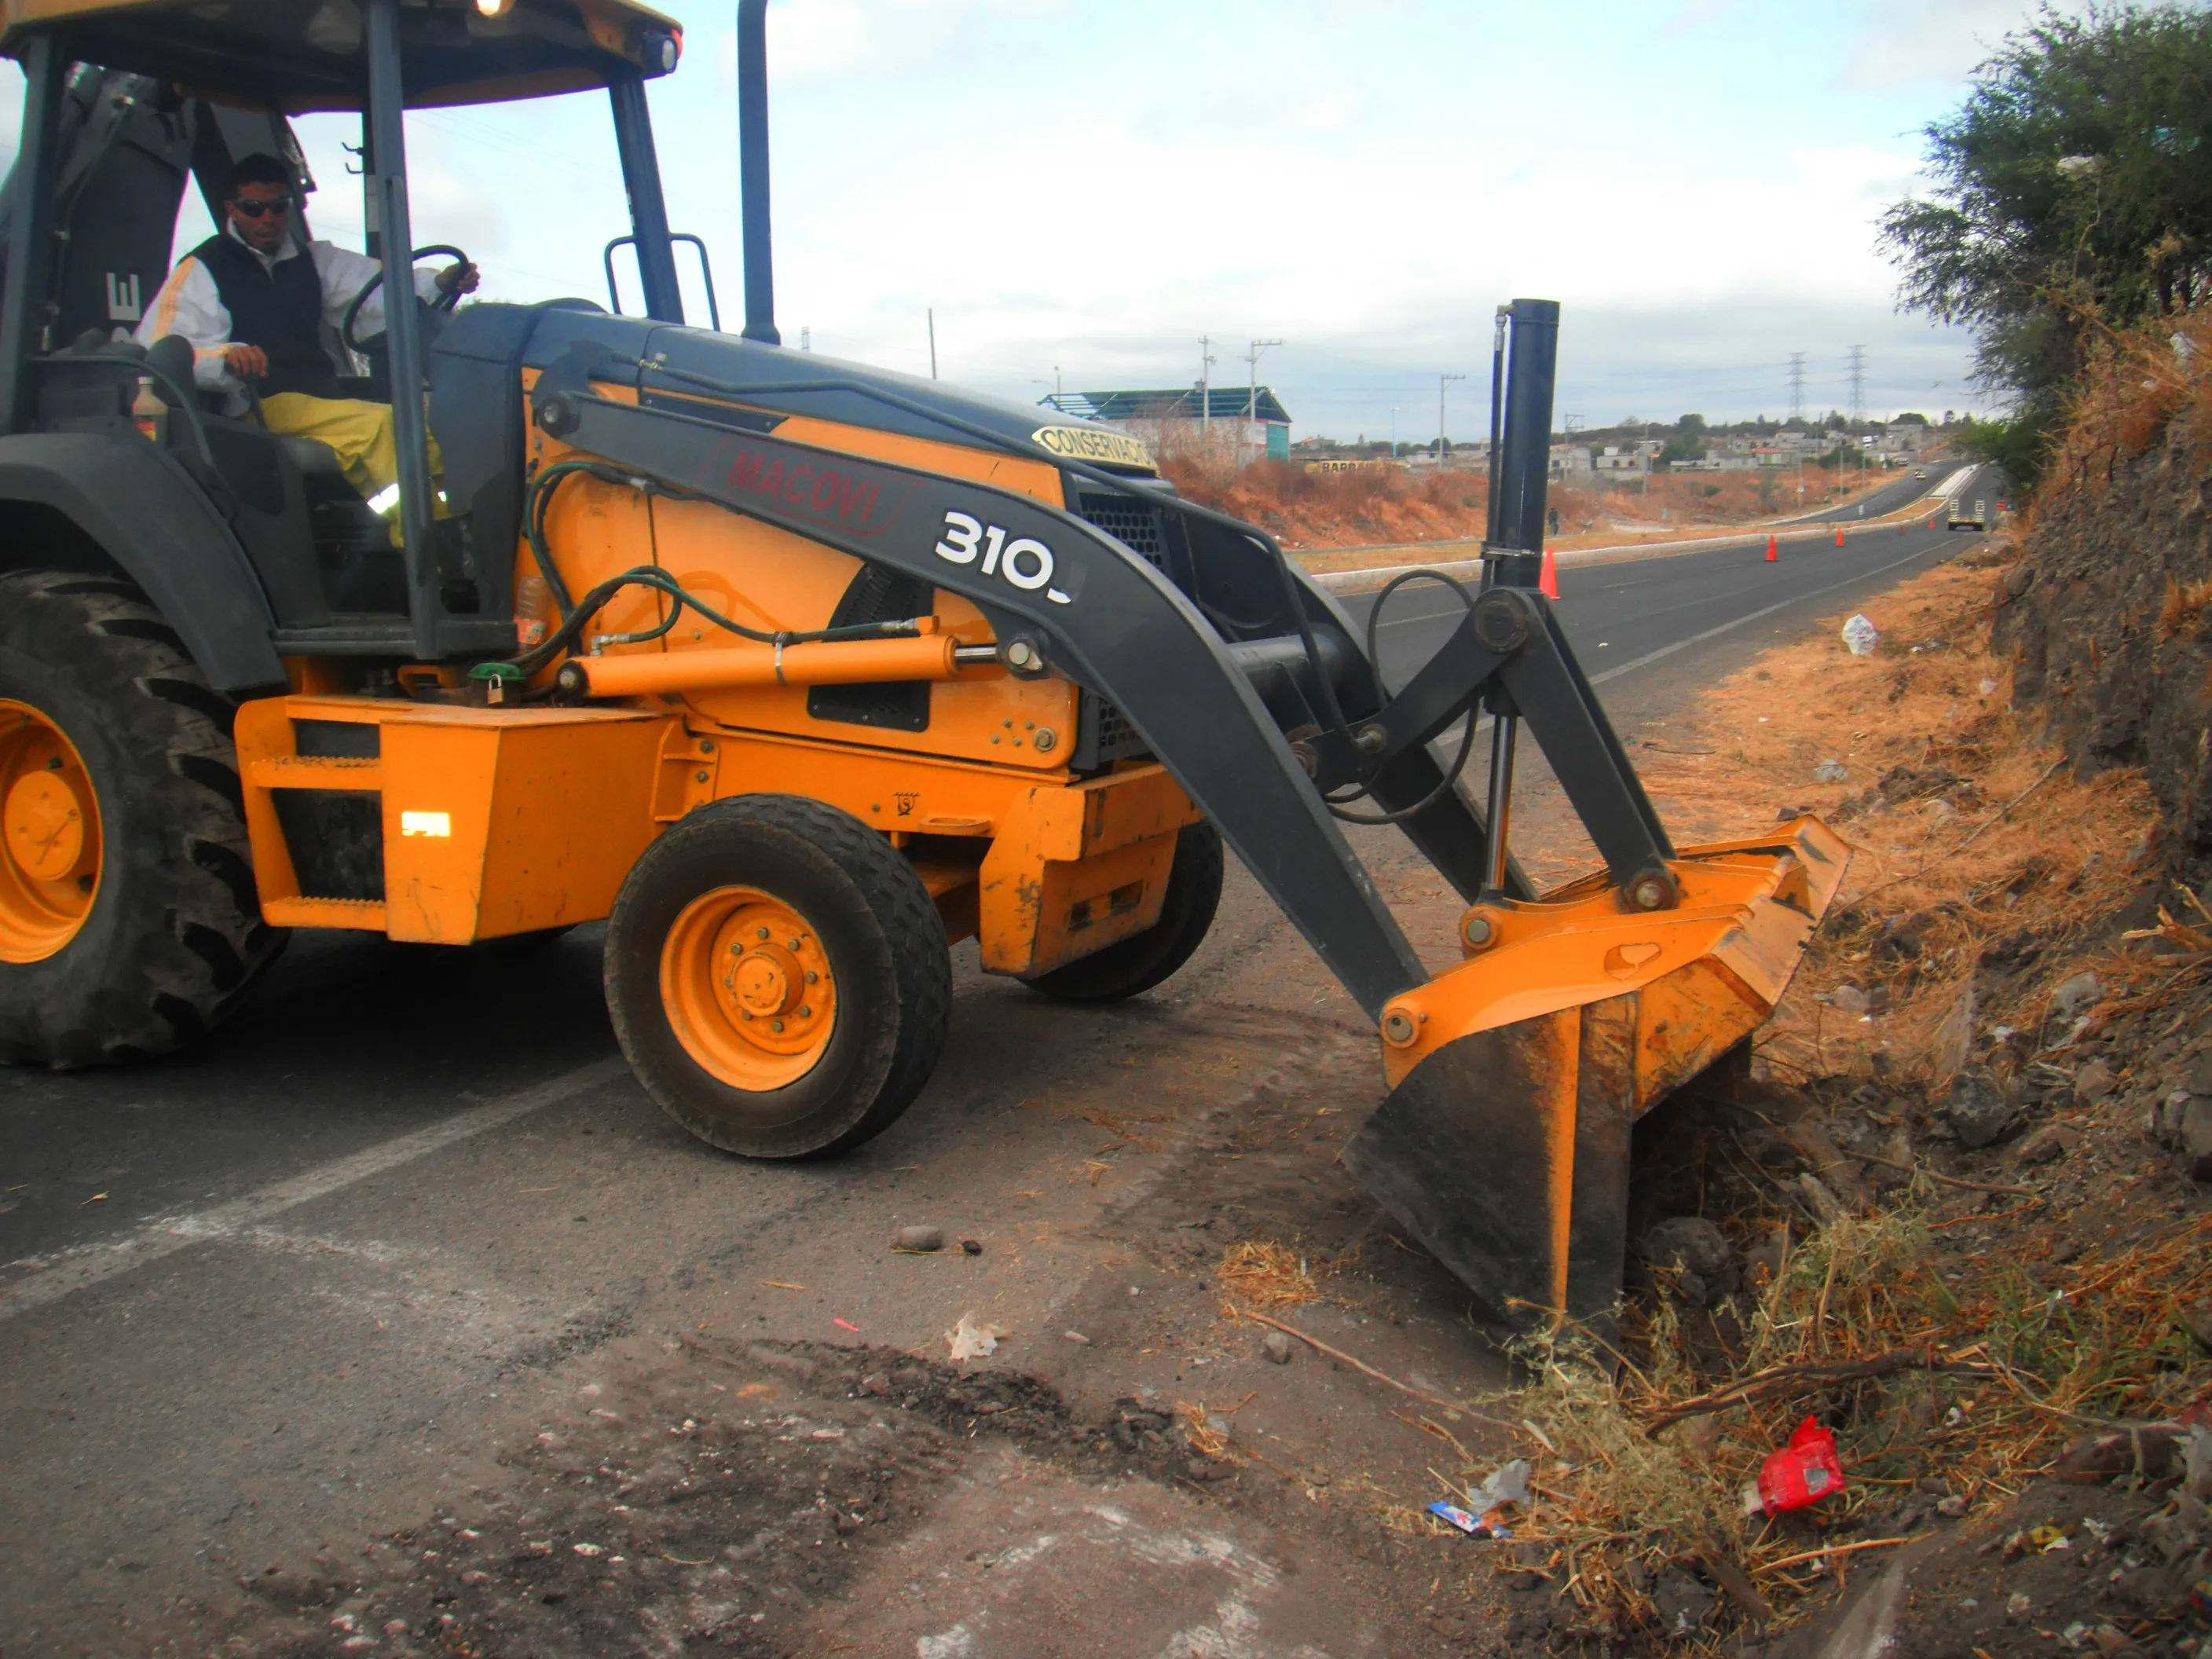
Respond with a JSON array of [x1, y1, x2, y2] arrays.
[[1040, 386, 1292, 461]]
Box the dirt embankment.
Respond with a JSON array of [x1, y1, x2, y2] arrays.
[[1158, 453, 1906, 552], [1994, 317, 2212, 879]]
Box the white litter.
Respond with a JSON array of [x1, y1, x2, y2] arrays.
[[945, 1311, 1006, 1361], [1840, 613, 1880, 656]]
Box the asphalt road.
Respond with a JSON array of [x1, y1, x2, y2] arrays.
[[0, 494, 1990, 1653], [1346, 463, 1994, 698], [1782, 456, 1989, 524]]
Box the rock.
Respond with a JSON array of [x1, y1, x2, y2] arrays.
[[2185, 1053, 2212, 1097], [1678, 1413, 1722, 1452], [1651, 1566, 1716, 1636], [1262, 1331, 1294, 1364], [2184, 1099, 2212, 1181], [1946, 1070, 2021, 1148], [1635, 1217, 1731, 1277], [2052, 972, 2102, 1020], [960, 1238, 983, 1255], [1796, 1172, 1846, 1225], [2073, 1057, 2119, 1102], [1937, 1493, 1969, 1518], [894, 1225, 944, 1252], [2015, 1124, 2082, 1166], [2053, 1424, 2187, 1484], [859, 1372, 892, 1396], [1812, 758, 1851, 783], [1829, 983, 1872, 1015], [2153, 1090, 2193, 1145], [2180, 1301, 2212, 1353]]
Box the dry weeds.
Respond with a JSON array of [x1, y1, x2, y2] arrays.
[[1216, 1240, 1325, 1310]]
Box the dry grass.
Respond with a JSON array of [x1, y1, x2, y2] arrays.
[[1414, 555, 2207, 1641], [1624, 556, 2159, 1082], [2039, 304, 2212, 515], [1216, 1240, 1324, 1310]]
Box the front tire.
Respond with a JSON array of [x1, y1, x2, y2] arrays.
[[604, 796, 950, 1158], [0, 571, 284, 1066]]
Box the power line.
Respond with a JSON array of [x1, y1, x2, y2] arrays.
[[1786, 351, 1807, 423]]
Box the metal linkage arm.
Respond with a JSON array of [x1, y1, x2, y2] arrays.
[[529, 350, 1431, 1017]]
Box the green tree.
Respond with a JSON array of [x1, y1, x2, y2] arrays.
[[1881, 4, 2212, 482]]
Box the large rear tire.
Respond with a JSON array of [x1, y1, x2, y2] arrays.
[[1022, 821, 1223, 1004], [0, 571, 284, 1066], [603, 795, 950, 1159]]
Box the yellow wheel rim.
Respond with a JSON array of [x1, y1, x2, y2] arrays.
[[0, 700, 101, 964], [660, 885, 837, 1090]]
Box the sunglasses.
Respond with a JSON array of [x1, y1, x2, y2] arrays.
[[230, 195, 294, 218]]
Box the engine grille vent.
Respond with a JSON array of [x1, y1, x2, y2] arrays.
[[1076, 493, 1166, 569]]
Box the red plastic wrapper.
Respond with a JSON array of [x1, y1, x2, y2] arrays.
[[1741, 1417, 1847, 1517]]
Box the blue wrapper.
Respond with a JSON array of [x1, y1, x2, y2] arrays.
[[1429, 1500, 1510, 1539]]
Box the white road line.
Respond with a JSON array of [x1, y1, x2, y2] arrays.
[[1590, 543, 1947, 687], [0, 1056, 631, 1323]]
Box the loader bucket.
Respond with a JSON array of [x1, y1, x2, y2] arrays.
[[1343, 817, 1849, 1331]]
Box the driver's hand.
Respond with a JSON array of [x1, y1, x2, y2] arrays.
[[436, 262, 481, 297], [224, 342, 269, 380]]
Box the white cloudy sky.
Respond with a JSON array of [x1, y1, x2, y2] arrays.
[[26, 0, 2062, 437]]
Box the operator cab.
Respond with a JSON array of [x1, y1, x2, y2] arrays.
[[0, 0, 692, 661]]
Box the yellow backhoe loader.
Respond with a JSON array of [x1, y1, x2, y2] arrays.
[[0, 0, 1844, 1329]]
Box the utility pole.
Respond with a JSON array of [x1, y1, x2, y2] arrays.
[[1390, 406, 1397, 458], [1245, 338, 1280, 460], [1786, 351, 1806, 424], [1847, 344, 1868, 482], [1199, 336, 1215, 434], [927, 308, 937, 379], [1437, 372, 1465, 467]]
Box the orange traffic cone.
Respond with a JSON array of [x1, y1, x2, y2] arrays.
[[1765, 533, 1778, 562], [1834, 527, 1844, 548], [1539, 544, 1559, 600]]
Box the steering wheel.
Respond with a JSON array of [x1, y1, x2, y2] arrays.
[[342, 244, 471, 355]]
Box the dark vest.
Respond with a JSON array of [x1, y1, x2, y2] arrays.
[[189, 233, 340, 400]]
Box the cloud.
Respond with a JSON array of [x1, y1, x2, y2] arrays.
[[1844, 0, 2056, 89]]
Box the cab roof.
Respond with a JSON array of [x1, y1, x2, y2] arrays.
[[0, 0, 683, 113]]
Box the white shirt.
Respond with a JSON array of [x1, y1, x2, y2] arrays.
[[136, 222, 445, 397]]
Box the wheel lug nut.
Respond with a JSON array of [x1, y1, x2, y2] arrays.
[[797, 1005, 811, 1018], [805, 970, 818, 983], [771, 1020, 785, 1032], [787, 937, 800, 950], [756, 926, 770, 939]]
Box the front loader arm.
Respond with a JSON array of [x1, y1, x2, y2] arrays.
[[534, 352, 1433, 1018]]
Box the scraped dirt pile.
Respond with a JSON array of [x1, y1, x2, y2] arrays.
[[1450, 558, 2212, 1657]]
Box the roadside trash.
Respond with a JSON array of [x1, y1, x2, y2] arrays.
[[1428, 1500, 1510, 1539], [1841, 613, 1880, 656], [946, 1311, 1005, 1361], [1062, 1330, 1091, 1345], [1470, 1458, 1533, 1514], [1980, 678, 2000, 696], [1742, 1417, 1846, 1517], [832, 1317, 860, 1332], [1812, 758, 1850, 783], [960, 1237, 983, 1255], [895, 1225, 944, 1252]]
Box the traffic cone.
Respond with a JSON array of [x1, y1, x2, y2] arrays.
[[1539, 544, 1559, 600], [1834, 527, 1844, 548], [1765, 533, 1778, 562]]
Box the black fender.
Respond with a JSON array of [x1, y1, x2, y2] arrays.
[[0, 431, 283, 693]]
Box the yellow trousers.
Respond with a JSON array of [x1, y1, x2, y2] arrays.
[[261, 392, 445, 504]]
